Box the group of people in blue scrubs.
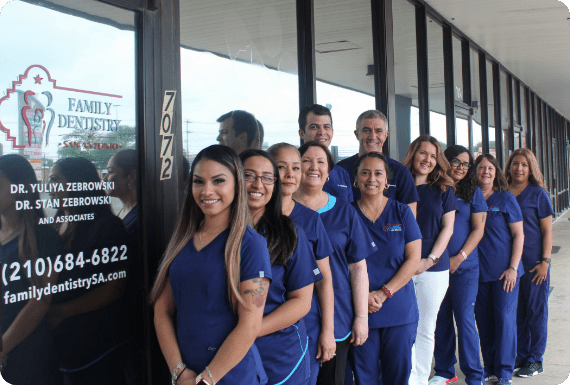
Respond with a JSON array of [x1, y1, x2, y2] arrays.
[[152, 105, 553, 385]]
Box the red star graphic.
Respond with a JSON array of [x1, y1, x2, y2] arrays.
[[34, 74, 43, 84]]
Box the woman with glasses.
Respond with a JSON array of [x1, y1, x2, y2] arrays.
[[474, 154, 524, 385], [268, 143, 336, 385], [505, 149, 553, 378], [151, 145, 272, 385], [240, 149, 320, 385], [294, 141, 376, 385], [402, 135, 456, 385], [430, 145, 487, 385]]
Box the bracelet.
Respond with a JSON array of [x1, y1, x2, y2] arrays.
[[172, 362, 186, 385], [459, 250, 467, 259], [356, 314, 368, 318], [205, 366, 216, 385], [381, 285, 393, 298]]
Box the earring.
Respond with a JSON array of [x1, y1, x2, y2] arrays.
[[326, 177, 330, 182], [385, 184, 389, 190], [353, 181, 358, 188]]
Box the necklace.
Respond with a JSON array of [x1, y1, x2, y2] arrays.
[[358, 198, 386, 224]]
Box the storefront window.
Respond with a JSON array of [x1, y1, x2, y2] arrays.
[[0, 1, 141, 383], [486, 60, 495, 157], [427, 17, 446, 147], [471, 48, 482, 156]]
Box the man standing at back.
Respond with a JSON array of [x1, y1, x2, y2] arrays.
[[298, 104, 354, 202], [337, 110, 418, 216], [217, 110, 261, 153]]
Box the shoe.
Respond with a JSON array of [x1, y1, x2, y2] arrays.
[[513, 360, 524, 373], [484, 374, 498, 382], [497, 378, 512, 385], [428, 376, 458, 384], [517, 361, 544, 377]]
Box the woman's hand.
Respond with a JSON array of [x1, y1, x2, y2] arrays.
[[415, 258, 434, 275], [499, 268, 517, 293], [530, 262, 549, 286], [351, 317, 368, 346], [367, 290, 387, 313], [449, 254, 463, 274], [178, 369, 197, 385], [316, 329, 336, 363]]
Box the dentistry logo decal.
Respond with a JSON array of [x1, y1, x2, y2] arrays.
[[383, 223, 402, 232], [0, 64, 122, 150]]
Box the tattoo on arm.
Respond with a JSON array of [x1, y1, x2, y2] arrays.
[[244, 278, 269, 308]]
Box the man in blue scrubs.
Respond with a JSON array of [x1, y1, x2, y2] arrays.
[[336, 110, 418, 215], [298, 104, 354, 202]]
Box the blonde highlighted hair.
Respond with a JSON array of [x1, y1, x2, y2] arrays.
[[150, 145, 251, 312], [403, 135, 455, 192], [505, 148, 547, 189]]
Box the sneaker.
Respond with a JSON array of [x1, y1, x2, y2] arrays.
[[484, 375, 498, 382], [513, 360, 524, 373], [428, 376, 458, 384], [517, 361, 544, 377], [497, 378, 512, 385]]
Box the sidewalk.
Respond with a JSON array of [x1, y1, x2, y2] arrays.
[[439, 208, 570, 385]]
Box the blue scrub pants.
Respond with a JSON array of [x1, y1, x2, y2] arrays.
[[475, 279, 519, 381], [516, 268, 549, 364], [434, 267, 483, 385], [349, 322, 417, 385], [308, 342, 320, 385]]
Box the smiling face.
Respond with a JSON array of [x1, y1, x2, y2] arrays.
[[476, 157, 496, 190], [356, 157, 388, 198], [299, 112, 333, 148], [356, 118, 389, 154], [412, 141, 437, 178], [448, 152, 470, 183], [104, 155, 132, 198], [300, 145, 330, 190], [509, 154, 530, 184], [274, 148, 301, 197], [243, 156, 275, 214], [191, 159, 236, 219]]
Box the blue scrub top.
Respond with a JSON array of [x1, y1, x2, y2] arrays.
[[318, 194, 377, 340], [323, 165, 354, 202], [515, 184, 554, 272], [290, 202, 334, 261], [170, 226, 272, 384], [256, 225, 320, 384], [352, 199, 421, 328], [337, 153, 419, 203], [447, 187, 488, 274], [416, 184, 457, 272], [478, 191, 524, 282]]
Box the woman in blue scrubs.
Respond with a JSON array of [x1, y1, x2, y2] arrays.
[[240, 149, 319, 385], [294, 141, 376, 385], [474, 154, 524, 385], [268, 143, 336, 385], [151, 145, 272, 385], [505, 149, 553, 378], [402, 135, 456, 385], [431, 145, 487, 385], [348, 152, 422, 385]]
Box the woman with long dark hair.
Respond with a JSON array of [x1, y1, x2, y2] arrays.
[[240, 149, 319, 384], [430, 145, 487, 385], [47, 157, 130, 385], [402, 135, 456, 385], [474, 154, 524, 385], [151, 145, 271, 385], [505, 148, 553, 378], [294, 141, 375, 385], [348, 152, 422, 384], [268, 143, 336, 385], [0, 154, 62, 385]]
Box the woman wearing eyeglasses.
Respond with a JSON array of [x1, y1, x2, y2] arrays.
[[430, 145, 487, 385], [240, 149, 320, 385]]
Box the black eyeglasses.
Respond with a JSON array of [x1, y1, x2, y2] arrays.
[[244, 172, 277, 185], [450, 159, 470, 170]]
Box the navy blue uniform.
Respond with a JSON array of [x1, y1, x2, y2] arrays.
[[170, 226, 272, 385], [515, 184, 554, 365], [349, 199, 421, 385], [475, 191, 523, 382], [323, 166, 353, 202], [434, 187, 487, 385], [290, 202, 334, 385], [336, 153, 419, 204]]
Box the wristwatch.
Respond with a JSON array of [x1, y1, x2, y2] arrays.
[[542, 258, 552, 264], [428, 254, 439, 264], [195, 374, 211, 385], [509, 265, 518, 272]]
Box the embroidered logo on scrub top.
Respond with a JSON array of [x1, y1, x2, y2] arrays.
[[488, 206, 500, 212], [259, 271, 265, 277], [313, 268, 321, 275], [388, 184, 396, 188], [383, 223, 402, 232], [338, 184, 348, 188], [371, 242, 376, 248]]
